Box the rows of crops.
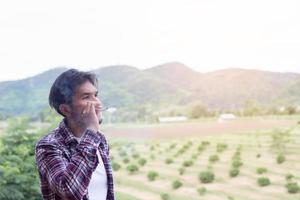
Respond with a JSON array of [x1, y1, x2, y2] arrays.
[[110, 126, 300, 200]]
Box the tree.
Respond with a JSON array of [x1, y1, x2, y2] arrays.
[[0, 117, 41, 200], [188, 103, 208, 118]]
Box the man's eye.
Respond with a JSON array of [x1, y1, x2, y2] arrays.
[[83, 96, 89, 99]]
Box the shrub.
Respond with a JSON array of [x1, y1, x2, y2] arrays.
[[126, 164, 139, 174], [229, 168, 239, 177], [216, 143, 228, 153], [138, 158, 147, 166], [257, 177, 271, 187], [256, 167, 268, 174], [169, 143, 177, 150], [0, 117, 41, 200], [231, 160, 243, 168], [198, 145, 205, 152], [178, 167, 185, 175], [147, 171, 159, 181], [277, 153, 285, 164], [118, 150, 127, 157], [285, 173, 294, 181], [172, 180, 183, 189], [183, 160, 194, 167], [112, 162, 121, 171], [160, 193, 170, 200], [150, 154, 156, 160], [197, 187, 207, 196], [209, 155, 219, 163], [201, 141, 210, 146], [132, 153, 140, 159], [123, 157, 130, 164], [285, 182, 300, 194], [150, 146, 155, 151], [199, 171, 215, 183], [191, 153, 198, 160], [165, 158, 173, 164], [227, 196, 235, 200]]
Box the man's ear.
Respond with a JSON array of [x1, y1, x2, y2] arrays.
[[59, 104, 72, 117]]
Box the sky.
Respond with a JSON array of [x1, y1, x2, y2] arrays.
[[0, 0, 300, 81]]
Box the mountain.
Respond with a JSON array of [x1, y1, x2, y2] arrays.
[[0, 67, 67, 115], [188, 68, 300, 109], [0, 63, 299, 117]]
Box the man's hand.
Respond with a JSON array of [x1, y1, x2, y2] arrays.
[[82, 101, 100, 132]]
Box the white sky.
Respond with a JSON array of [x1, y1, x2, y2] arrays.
[[0, 0, 300, 81]]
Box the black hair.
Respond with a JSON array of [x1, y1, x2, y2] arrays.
[[49, 69, 98, 116]]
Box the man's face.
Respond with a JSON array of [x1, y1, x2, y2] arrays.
[[69, 81, 102, 125]]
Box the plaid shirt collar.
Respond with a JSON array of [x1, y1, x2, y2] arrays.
[[58, 119, 106, 150]]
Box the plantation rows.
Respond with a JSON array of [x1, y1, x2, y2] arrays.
[[110, 127, 300, 200]]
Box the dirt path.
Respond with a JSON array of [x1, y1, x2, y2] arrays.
[[104, 119, 297, 139]]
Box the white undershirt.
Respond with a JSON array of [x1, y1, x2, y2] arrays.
[[75, 136, 108, 200]]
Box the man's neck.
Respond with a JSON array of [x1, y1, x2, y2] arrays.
[[66, 118, 85, 138]]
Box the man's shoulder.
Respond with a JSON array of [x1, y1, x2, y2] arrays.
[[35, 127, 62, 149]]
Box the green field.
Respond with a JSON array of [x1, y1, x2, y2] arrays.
[[109, 124, 300, 200]]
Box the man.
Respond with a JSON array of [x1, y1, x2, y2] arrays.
[[35, 69, 115, 200]]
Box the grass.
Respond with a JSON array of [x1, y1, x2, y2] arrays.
[[115, 191, 141, 200]]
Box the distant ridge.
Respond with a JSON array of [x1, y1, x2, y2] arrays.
[[0, 62, 299, 116]]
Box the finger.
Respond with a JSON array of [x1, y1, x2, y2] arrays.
[[87, 101, 93, 114], [91, 103, 96, 114], [84, 101, 92, 115], [82, 102, 88, 114]]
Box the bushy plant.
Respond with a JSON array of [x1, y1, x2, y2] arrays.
[[229, 168, 239, 177], [169, 143, 177, 150], [209, 154, 219, 163], [216, 143, 228, 153], [172, 180, 183, 189], [257, 177, 271, 187], [118, 150, 127, 157], [198, 145, 205, 152], [183, 160, 194, 167], [285, 173, 294, 181], [197, 187, 207, 196], [165, 158, 173, 164], [256, 153, 261, 158], [201, 141, 210, 146], [199, 171, 215, 183], [138, 158, 147, 166], [191, 153, 198, 160], [132, 152, 140, 159], [178, 167, 185, 175], [147, 171, 159, 181], [160, 193, 170, 200], [0, 117, 41, 200], [150, 154, 156, 160], [276, 153, 285, 164], [285, 182, 300, 194], [123, 157, 130, 164], [256, 167, 268, 174], [112, 162, 121, 171], [126, 164, 139, 174], [231, 160, 243, 168]]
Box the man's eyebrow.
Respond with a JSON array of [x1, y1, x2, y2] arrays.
[[80, 91, 98, 96]]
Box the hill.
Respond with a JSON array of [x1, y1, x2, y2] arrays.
[[0, 63, 299, 117]]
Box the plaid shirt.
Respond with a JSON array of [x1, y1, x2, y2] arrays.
[[35, 119, 115, 200]]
